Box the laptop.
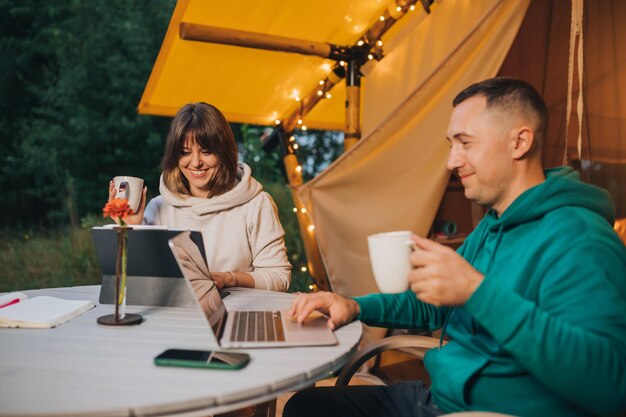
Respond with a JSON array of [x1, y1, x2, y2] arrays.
[[168, 230, 338, 348], [92, 226, 204, 307]]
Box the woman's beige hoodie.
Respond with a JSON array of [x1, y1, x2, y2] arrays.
[[143, 163, 291, 291]]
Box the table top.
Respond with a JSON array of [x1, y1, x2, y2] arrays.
[[0, 286, 362, 417]]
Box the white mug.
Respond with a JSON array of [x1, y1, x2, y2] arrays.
[[367, 231, 414, 293], [113, 176, 144, 213]]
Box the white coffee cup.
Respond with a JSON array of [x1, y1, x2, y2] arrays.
[[113, 176, 144, 213], [367, 231, 414, 293]]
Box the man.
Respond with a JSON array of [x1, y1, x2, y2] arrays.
[[285, 77, 626, 417]]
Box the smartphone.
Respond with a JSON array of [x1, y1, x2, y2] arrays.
[[154, 348, 250, 370]]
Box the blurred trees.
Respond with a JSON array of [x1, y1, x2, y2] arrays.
[[0, 0, 175, 227]]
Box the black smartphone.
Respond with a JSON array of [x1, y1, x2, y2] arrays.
[[154, 348, 250, 370]]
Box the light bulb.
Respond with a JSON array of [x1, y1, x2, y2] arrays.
[[377, 40, 383, 46], [274, 119, 281, 125], [396, 6, 401, 11], [357, 40, 364, 46], [292, 207, 298, 212], [325, 93, 332, 99], [317, 90, 323, 96], [300, 208, 307, 213], [410, 4, 415, 11], [340, 60, 346, 66], [379, 15, 385, 21], [319, 80, 325, 85], [301, 266, 308, 272], [301, 125, 308, 131], [307, 225, 315, 231], [308, 284, 314, 290], [297, 118, 303, 125], [368, 54, 373, 60], [289, 136, 295, 142], [295, 165, 302, 172], [295, 96, 301, 102], [293, 143, 299, 150]]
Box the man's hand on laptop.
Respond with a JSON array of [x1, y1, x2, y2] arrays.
[[289, 292, 360, 330]]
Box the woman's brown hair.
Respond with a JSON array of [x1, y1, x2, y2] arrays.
[[162, 102, 238, 198]]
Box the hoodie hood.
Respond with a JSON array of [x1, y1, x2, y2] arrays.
[[159, 162, 263, 215], [484, 166, 615, 231]]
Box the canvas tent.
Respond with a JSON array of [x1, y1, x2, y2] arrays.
[[139, 0, 626, 300]]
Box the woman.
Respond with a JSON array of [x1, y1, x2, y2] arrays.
[[109, 102, 291, 291]]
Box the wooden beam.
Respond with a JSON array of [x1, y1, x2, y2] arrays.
[[180, 22, 332, 59]]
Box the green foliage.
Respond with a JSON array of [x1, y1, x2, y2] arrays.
[[0, 0, 175, 227], [292, 129, 344, 182], [0, 226, 101, 292]]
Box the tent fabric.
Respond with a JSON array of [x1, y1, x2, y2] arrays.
[[497, 0, 626, 218], [138, 0, 429, 130], [295, 0, 531, 297]]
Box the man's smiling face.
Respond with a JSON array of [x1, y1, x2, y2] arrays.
[[446, 95, 516, 214]]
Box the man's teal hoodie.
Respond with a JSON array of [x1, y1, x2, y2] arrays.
[[356, 167, 626, 416]]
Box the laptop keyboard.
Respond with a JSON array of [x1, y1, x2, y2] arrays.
[[231, 311, 286, 343]]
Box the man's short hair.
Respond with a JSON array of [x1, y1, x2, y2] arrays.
[[453, 77, 549, 143]]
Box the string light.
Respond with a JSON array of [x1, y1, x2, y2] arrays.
[[409, 4, 415, 11], [325, 93, 332, 99], [319, 80, 325, 85], [300, 208, 307, 214], [294, 96, 301, 102], [368, 54, 374, 60], [295, 165, 302, 172], [308, 284, 315, 290], [292, 207, 298, 212], [340, 60, 346, 66], [289, 136, 295, 142], [301, 125, 308, 131], [293, 143, 299, 150], [396, 6, 402, 11], [274, 119, 281, 125], [357, 40, 364, 46], [317, 90, 323, 96], [377, 40, 383, 46], [379, 15, 385, 21], [297, 118, 303, 125], [301, 266, 308, 272], [307, 224, 315, 231]]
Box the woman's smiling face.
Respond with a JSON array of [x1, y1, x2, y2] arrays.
[[178, 138, 220, 198]]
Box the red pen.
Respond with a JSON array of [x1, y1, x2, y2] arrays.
[[0, 298, 20, 309]]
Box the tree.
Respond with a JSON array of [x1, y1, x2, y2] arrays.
[[0, 0, 175, 227]]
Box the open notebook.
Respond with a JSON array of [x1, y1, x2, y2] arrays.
[[168, 231, 337, 348], [0, 292, 94, 329]]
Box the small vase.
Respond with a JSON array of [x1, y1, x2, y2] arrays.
[[97, 225, 142, 326], [115, 225, 127, 320]]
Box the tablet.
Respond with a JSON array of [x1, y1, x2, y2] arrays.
[[91, 227, 205, 307]]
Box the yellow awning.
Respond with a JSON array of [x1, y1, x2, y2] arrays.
[[138, 0, 426, 130]]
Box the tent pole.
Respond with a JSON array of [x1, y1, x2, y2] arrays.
[[344, 59, 362, 152]]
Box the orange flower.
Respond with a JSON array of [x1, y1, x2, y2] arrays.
[[103, 198, 134, 220]]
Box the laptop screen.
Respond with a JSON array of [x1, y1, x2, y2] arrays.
[[168, 231, 226, 337]]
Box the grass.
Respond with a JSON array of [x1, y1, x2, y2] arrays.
[[0, 227, 101, 292], [0, 219, 314, 293]]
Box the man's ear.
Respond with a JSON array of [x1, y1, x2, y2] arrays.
[[511, 127, 535, 160]]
